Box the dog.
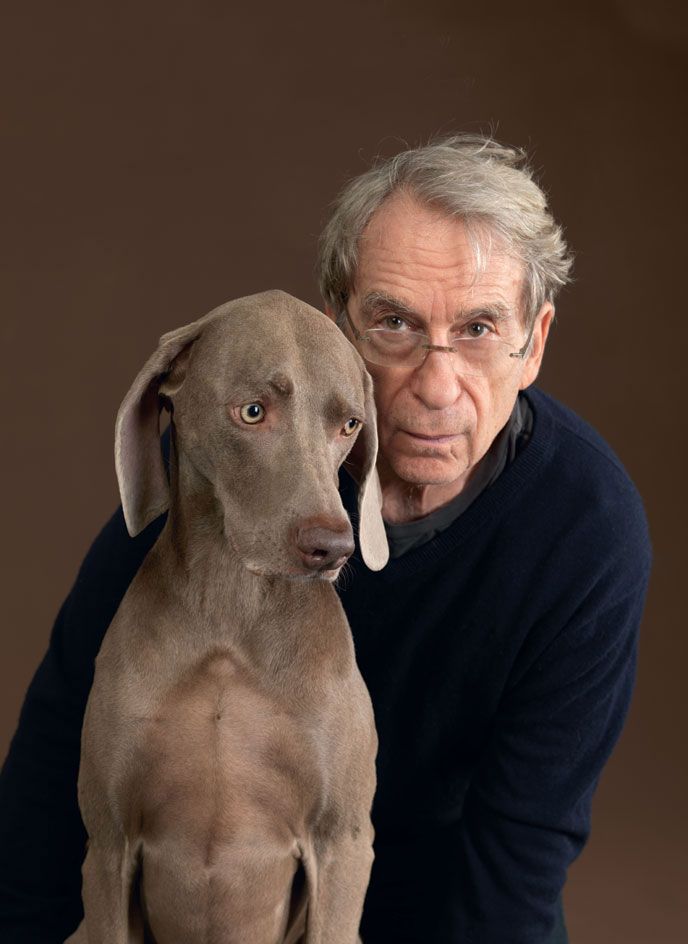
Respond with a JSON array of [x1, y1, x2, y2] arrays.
[[65, 290, 388, 943]]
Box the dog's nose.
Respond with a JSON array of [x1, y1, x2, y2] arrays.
[[296, 523, 355, 572]]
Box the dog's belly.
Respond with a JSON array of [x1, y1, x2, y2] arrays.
[[130, 650, 317, 942]]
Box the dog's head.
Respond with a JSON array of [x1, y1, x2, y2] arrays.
[[115, 290, 388, 577]]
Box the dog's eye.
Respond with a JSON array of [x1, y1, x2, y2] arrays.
[[342, 418, 361, 437], [240, 403, 265, 424]]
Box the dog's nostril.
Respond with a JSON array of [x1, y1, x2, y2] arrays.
[[296, 524, 355, 571]]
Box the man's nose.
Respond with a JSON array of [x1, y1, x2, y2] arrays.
[[410, 350, 462, 409]]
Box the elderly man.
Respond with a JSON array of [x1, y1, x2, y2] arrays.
[[0, 136, 650, 943]]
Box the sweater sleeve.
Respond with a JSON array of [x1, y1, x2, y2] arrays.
[[447, 536, 652, 942], [0, 505, 166, 943]]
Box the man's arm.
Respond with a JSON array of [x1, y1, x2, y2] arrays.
[[360, 575, 650, 944], [0, 504, 166, 943], [444, 500, 652, 944], [451, 586, 647, 942]]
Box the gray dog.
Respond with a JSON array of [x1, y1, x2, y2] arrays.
[[65, 291, 388, 944]]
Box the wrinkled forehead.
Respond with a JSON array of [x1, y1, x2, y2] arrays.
[[193, 299, 366, 406]]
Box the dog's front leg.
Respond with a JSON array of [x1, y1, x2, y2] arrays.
[[303, 835, 374, 944], [72, 838, 142, 944]]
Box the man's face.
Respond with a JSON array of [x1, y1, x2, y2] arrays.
[[329, 191, 552, 518]]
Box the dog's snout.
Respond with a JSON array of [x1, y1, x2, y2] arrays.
[[296, 521, 355, 572]]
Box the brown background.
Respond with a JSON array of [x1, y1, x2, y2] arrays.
[[1, 1, 686, 941]]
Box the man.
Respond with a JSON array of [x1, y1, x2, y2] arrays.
[[0, 135, 651, 943]]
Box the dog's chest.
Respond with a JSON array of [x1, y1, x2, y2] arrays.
[[131, 650, 330, 841]]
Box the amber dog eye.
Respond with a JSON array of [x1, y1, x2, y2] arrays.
[[343, 418, 361, 437], [240, 403, 265, 424]]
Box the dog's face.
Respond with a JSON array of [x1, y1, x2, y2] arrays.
[[116, 291, 389, 579], [167, 298, 372, 579]]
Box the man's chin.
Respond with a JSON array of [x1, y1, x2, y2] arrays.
[[388, 452, 470, 488]]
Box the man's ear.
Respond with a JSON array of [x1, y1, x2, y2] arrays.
[[519, 303, 554, 390], [324, 302, 337, 323]]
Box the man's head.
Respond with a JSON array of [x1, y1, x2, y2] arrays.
[[317, 135, 573, 518]]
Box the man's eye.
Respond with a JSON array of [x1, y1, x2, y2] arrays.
[[379, 314, 410, 332], [460, 322, 492, 339]]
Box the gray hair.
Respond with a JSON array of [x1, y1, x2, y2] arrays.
[[317, 134, 573, 327]]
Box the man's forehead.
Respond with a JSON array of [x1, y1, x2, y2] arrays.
[[359, 288, 516, 321], [354, 195, 525, 307]]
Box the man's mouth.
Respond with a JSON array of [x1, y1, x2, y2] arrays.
[[401, 430, 461, 445]]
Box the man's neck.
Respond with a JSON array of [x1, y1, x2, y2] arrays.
[[379, 465, 474, 524]]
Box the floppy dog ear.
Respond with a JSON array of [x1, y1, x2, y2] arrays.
[[357, 370, 389, 571], [115, 318, 205, 537]]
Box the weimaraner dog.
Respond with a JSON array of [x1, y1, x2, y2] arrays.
[[65, 290, 389, 944]]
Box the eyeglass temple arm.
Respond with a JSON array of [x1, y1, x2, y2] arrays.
[[342, 307, 368, 341], [509, 316, 537, 359]]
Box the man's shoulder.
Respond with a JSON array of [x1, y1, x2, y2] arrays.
[[526, 387, 640, 493], [524, 387, 650, 562], [526, 387, 629, 475]]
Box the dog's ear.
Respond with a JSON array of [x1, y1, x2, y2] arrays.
[[357, 370, 389, 571], [115, 318, 205, 537]]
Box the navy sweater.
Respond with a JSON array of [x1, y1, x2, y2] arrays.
[[0, 388, 651, 943]]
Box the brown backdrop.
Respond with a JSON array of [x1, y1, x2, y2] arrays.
[[2, 1, 686, 941]]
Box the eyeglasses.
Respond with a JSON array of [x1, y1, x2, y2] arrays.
[[341, 307, 536, 377]]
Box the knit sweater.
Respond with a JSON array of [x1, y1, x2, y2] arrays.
[[0, 387, 651, 943]]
